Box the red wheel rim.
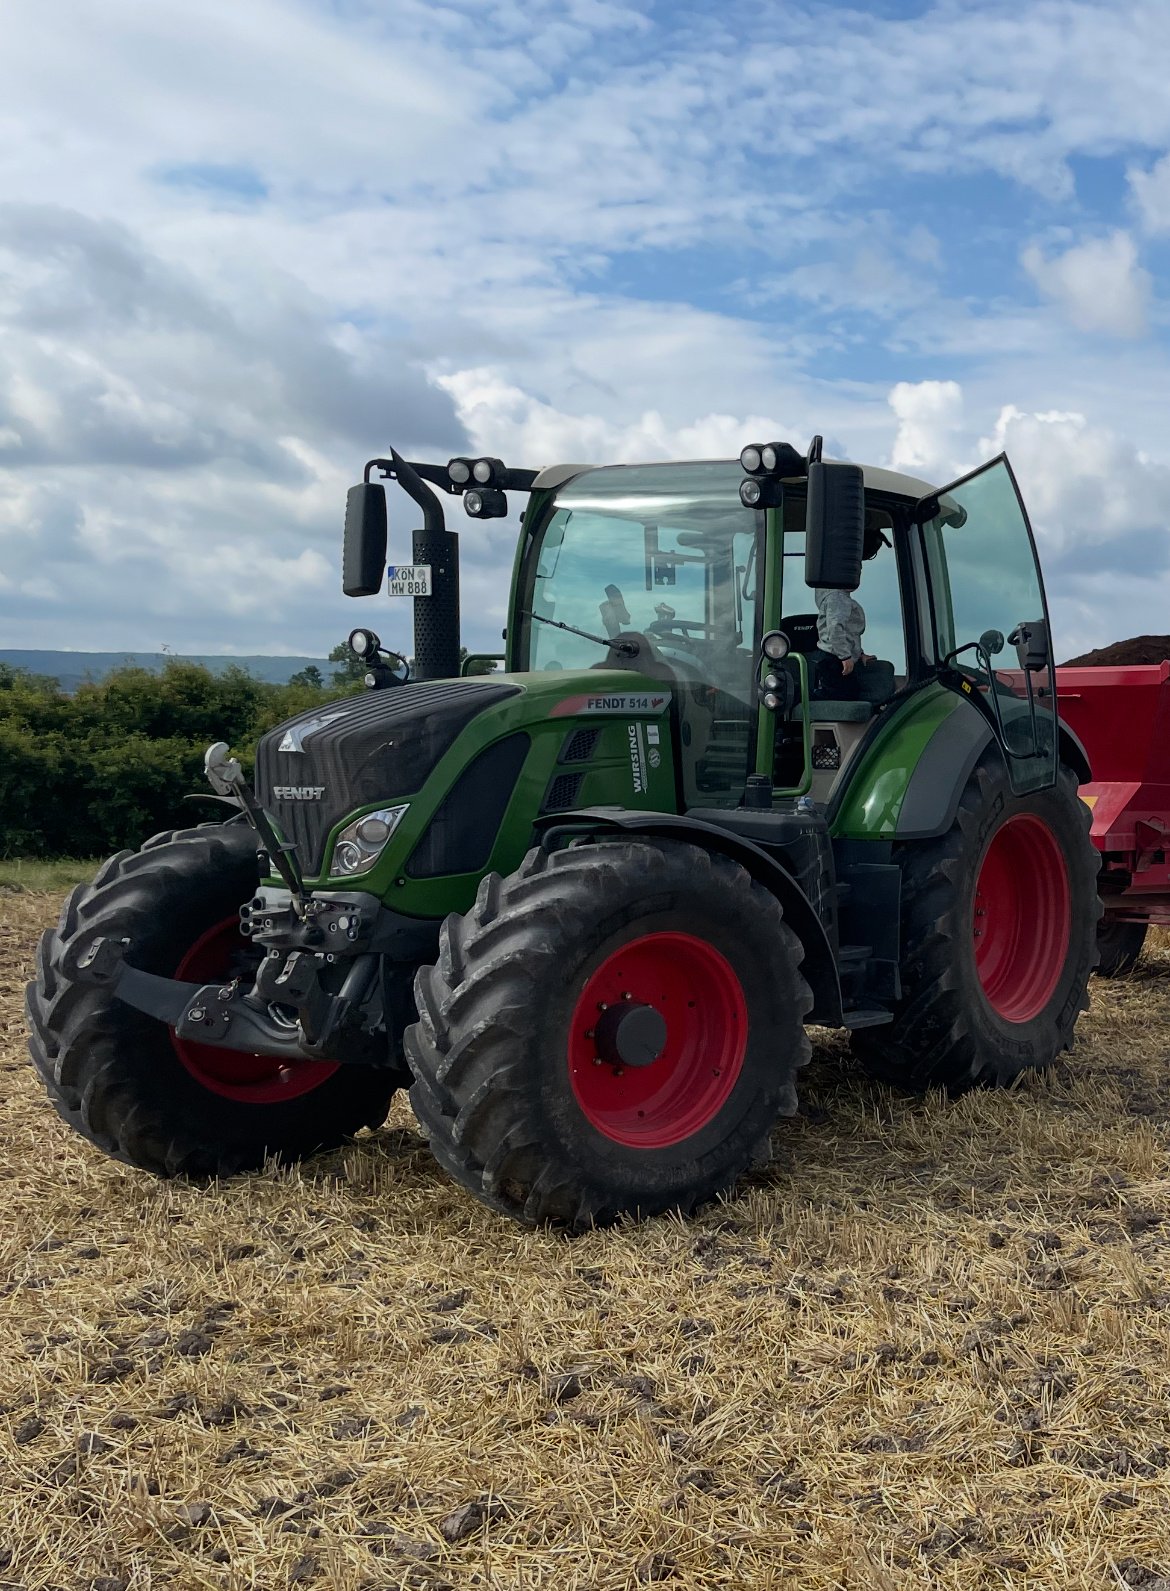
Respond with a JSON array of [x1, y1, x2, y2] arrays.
[[973, 814, 1071, 1022], [568, 931, 748, 1148], [169, 918, 339, 1104]]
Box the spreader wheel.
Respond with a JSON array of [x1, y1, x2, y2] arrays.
[[1095, 918, 1149, 979], [405, 838, 813, 1229], [852, 758, 1100, 1093]]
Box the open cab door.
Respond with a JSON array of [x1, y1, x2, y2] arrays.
[[915, 455, 1058, 795]]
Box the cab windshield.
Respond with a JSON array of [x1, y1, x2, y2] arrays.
[[518, 461, 762, 803]]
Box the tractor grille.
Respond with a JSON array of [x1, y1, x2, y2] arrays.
[[542, 771, 585, 813], [254, 678, 519, 874], [559, 726, 601, 763], [405, 733, 531, 878]]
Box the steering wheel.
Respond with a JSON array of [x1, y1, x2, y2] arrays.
[[645, 620, 715, 668], [646, 618, 712, 641]]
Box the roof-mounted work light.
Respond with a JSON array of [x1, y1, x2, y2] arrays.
[[739, 441, 806, 477], [448, 456, 506, 490], [739, 439, 808, 509], [465, 487, 508, 519]]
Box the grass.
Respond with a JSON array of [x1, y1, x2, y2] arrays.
[[2, 886, 1170, 1590], [0, 858, 103, 892]]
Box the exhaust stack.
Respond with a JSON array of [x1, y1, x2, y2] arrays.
[[348, 452, 461, 682]]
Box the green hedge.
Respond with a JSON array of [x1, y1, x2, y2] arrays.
[[0, 661, 354, 859]]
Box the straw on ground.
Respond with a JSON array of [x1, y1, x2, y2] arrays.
[[2, 887, 1169, 1590]]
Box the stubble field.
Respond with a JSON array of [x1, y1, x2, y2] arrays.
[[2, 886, 1170, 1591]]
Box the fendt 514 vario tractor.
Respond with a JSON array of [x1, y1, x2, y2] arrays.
[[27, 442, 1100, 1228]]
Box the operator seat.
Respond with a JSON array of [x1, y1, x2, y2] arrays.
[[778, 614, 895, 710]]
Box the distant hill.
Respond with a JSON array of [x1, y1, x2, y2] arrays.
[[0, 650, 331, 693]]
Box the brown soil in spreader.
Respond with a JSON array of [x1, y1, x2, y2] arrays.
[[4, 888, 1170, 1588], [1062, 635, 1170, 667]]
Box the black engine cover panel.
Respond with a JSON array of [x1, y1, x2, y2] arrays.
[[254, 679, 519, 874]]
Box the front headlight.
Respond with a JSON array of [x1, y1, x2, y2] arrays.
[[331, 805, 410, 876]]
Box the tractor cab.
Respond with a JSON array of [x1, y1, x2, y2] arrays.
[[505, 448, 1060, 813]]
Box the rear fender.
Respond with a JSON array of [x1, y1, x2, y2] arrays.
[[832, 685, 1092, 843], [1057, 722, 1092, 785], [534, 807, 843, 1026], [897, 711, 1092, 837]]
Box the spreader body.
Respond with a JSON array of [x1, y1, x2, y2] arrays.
[[1056, 661, 1170, 926]]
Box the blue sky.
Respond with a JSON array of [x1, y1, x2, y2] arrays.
[[2, 0, 1170, 659]]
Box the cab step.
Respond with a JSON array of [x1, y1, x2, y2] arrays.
[[841, 1007, 894, 1030]]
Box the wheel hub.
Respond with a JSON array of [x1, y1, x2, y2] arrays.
[[568, 930, 748, 1148], [593, 1001, 668, 1068]]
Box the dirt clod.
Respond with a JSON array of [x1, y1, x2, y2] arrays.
[[175, 1329, 214, 1358], [439, 1498, 504, 1543], [636, 1551, 677, 1581], [176, 1502, 213, 1527]]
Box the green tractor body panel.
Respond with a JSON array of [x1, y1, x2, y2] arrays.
[[828, 681, 962, 840], [307, 669, 678, 917]]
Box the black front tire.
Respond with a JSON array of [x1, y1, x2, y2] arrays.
[[26, 825, 399, 1177], [852, 757, 1100, 1093], [1095, 919, 1148, 979], [405, 839, 813, 1230]]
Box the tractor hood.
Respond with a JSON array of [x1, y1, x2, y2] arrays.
[[254, 678, 520, 875]]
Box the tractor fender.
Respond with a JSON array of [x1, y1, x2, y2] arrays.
[[533, 807, 843, 1026], [895, 702, 1092, 840], [1056, 720, 1092, 785]]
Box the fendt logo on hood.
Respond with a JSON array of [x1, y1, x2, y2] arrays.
[[273, 785, 326, 801]]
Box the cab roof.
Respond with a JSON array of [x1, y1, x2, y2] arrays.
[[531, 458, 940, 501]]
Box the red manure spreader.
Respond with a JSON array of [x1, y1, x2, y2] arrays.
[[1056, 652, 1170, 976]]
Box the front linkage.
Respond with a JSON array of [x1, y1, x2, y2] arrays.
[[73, 745, 426, 1072]]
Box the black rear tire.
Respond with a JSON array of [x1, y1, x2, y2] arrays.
[[852, 757, 1099, 1093], [25, 825, 399, 1177], [405, 839, 813, 1230], [1095, 919, 1148, 979]]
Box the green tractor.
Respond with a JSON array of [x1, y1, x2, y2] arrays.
[[27, 440, 1099, 1228]]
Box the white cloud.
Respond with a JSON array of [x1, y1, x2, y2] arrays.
[[2, 1, 1170, 659], [888, 381, 966, 478], [1129, 151, 1170, 234], [979, 404, 1170, 565], [1021, 231, 1151, 338], [437, 368, 797, 469]]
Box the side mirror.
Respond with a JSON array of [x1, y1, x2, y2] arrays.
[[805, 461, 864, 591], [1008, 618, 1050, 673], [343, 483, 388, 597]]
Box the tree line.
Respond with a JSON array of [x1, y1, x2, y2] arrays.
[[0, 644, 458, 859]]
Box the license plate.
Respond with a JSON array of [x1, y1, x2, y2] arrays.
[[387, 563, 432, 597]]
